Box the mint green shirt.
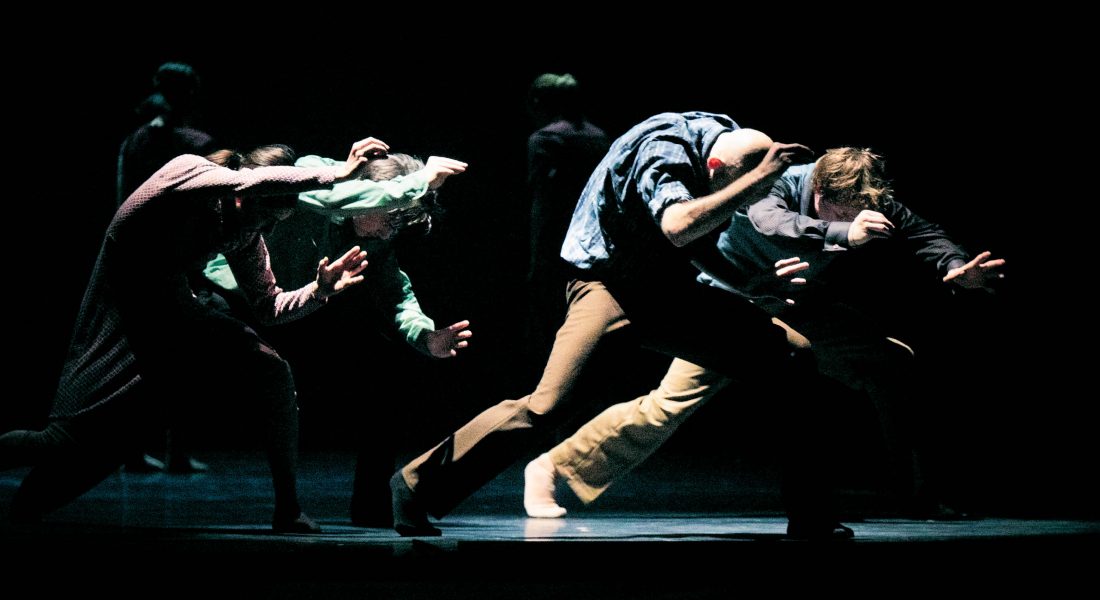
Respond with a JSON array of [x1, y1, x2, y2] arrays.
[[204, 237, 436, 355], [205, 154, 437, 354], [294, 154, 430, 215]]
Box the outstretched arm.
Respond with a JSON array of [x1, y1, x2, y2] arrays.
[[163, 137, 382, 203], [365, 249, 473, 358], [226, 238, 368, 326], [942, 250, 1006, 292], [421, 320, 473, 358], [159, 154, 342, 203], [315, 246, 370, 299], [296, 154, 467, 216], [366, 249, 438, 354]]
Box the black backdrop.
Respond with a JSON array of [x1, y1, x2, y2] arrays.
[[1, 35, 1088, 517]]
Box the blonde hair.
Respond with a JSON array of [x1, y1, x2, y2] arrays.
[[811, 147, 893, 210], [339, 153, 441, 234]]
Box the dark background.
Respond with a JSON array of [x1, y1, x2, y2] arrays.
[[1, 35, 1087, 517]]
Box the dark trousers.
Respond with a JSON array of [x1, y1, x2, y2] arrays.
[[775, 301, 930, 501], [0, 304, 302, 522]]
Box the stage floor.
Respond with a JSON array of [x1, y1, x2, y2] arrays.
[[2, 451, 1096, 597]]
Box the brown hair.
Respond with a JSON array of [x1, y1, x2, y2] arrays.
[[205, 149, 242, 170], [811, 147, 893, 210], [207, 145, 299, 210], [206, 144, 297, 171]]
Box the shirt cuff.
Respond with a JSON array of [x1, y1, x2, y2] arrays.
[[945, 258, 968, 275], [825, 221, 852, 248]]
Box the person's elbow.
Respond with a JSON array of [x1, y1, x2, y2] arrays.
[[662, 225, 694, 247], [660, 207, 695, 247]]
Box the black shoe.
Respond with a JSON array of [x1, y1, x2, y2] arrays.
[[167, 456, 210, 474], [786, 520, 855, 540], [124, 454, 166, 473], [390, 471, 440, 537], [272, 511, 322, 534]]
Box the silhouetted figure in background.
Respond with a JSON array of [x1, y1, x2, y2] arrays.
[[117, 62, 217, 473], [118, 62, 217, 205], [525, 74, 609, 358]]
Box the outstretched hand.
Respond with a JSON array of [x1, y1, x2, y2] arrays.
[[316, 246, 369, 299], [424, 319, 472, 358], [337, 137, 392, 180], [775, 256, 809, 285], [942, 250, 1006, 292], [774, 256, 810, 306], [420, 157, 468, 189]]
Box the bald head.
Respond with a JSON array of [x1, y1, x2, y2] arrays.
[[706, 128, 773, 190], [710, 128, 773, 169]]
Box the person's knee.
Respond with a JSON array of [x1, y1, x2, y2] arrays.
[[266, 355, 294, 384], [644, 394, 699, 426], [0, 425, 79, 467], [251, 355, 295, 399], [643, 400, 675, 426], [527, 389, 562, 416], [514, 397, 561, 431]]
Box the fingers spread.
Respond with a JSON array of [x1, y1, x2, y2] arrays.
[[346, 260, 369, 277], [343, 274, 365, 287], [776, 261, 810, 277], [338, 245, 363, 262], [448, 320, 471, 331]]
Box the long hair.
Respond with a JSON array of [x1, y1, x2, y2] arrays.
[[811, 147, 893, 210], [206, 144, 296, 170], [206, 144, 298, 208]]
